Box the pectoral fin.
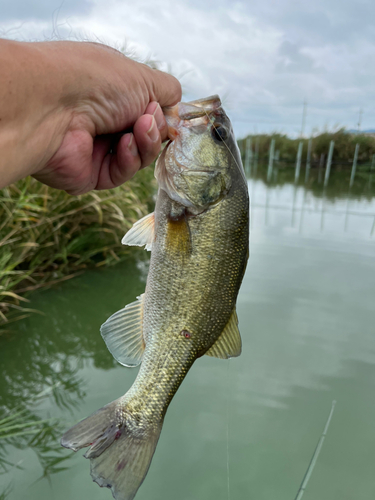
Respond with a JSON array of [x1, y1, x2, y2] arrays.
[[205, 309, 242, 359], [122, 213, 155, 251], [100, 294, 145, 367], [166, 216, 192, 257]]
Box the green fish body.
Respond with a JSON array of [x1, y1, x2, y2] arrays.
[[61, 95, 249, 500]]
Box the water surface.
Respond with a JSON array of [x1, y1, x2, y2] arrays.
[[1, 165, 375, 500]]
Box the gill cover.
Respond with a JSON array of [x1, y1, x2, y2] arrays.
[[155, 95, 234, 212]]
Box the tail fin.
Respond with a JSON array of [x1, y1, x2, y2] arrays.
[[61, 398, 163, 500]]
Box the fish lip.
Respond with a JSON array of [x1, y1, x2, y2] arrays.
[[184, 94, 221, 111], [163, 95, 222, 122]]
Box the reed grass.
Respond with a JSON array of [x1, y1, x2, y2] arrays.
[[0, 168, 155, 329]]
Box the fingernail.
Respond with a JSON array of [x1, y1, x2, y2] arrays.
[[127, 134, 138, 156], [153, 103, 164, 130], [147, 116, 159, 142]]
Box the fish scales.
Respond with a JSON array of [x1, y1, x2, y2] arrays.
[[61, 94, 249, 500]]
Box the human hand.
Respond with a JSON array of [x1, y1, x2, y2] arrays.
[[33, 43, 181, 195], [0, 40, 181, 194]]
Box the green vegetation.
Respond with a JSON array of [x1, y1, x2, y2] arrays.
[[0, 168, 155, 329], [0, 384, 72, 499], [239, 129, 375, 164]]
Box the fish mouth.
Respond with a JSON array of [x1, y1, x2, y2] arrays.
[[163, 95, 221, 121], [163, 95, 222, 139]]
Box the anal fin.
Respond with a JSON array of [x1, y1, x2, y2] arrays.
[[205, 309, 242, 359]]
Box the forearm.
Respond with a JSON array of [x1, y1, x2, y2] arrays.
[[0, 40, 75, 187]]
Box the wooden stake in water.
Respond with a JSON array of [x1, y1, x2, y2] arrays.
[[244, 137, 252, 176], [324, 141, 335, 187], [293, 401, 337, 500], [318, 153, 324, 184], [369, 154, 375, 189], [267, 138, 275, 182], [274, 149, 280, 181], [350, 143, 360, 188], [295, 141, 303, 183], [254, 137, 260, 177], [300, 99, 307, 137], [305, 138, 312, 183]]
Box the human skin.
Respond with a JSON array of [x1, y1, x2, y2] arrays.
[[0, 39, 181, 194]]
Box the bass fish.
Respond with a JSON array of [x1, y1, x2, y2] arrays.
[[61, 95, 249, 500]]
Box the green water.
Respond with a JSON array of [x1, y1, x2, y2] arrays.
[[1, 166, 375, 500]]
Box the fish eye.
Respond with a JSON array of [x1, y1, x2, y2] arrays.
[[211, 123, 229, 143]]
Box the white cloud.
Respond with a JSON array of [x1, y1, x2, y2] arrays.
[[1, 0, 375, 137]]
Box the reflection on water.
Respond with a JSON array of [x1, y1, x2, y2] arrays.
[[0, 255, 147, 498], [0, 168, 374, 500], [251, 162, 375, 238]]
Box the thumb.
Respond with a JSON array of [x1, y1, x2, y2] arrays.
[[143, 66, 182, 108]]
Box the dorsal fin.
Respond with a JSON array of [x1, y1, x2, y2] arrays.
[[122, 212, 155, 251], [100, 294, 145, 367], [205, 309, 242, 359]]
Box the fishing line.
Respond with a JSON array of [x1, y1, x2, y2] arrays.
[[201, 103, 244, 500], [202, 103, 245, 500], [226, 358, 231, 500], [293, 400, 337, 500], [202, 106, 246, 179]]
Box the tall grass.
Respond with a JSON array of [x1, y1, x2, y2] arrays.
[[0, 168, 155, 329]]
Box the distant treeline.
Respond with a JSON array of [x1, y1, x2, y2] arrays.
[[238, 129, 375, 164]]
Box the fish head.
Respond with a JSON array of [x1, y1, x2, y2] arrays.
[[155, 95, 244, 213]]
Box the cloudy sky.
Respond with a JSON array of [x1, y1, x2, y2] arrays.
[[1, 0, 374, 137]]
